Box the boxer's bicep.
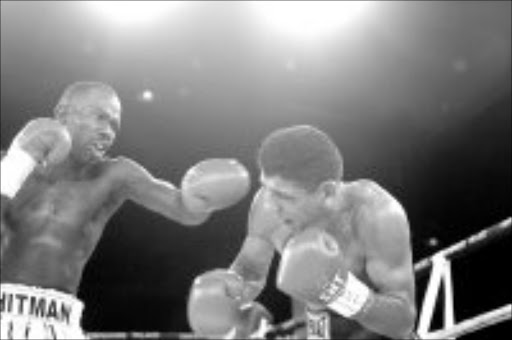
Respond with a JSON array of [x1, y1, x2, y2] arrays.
[[350, 199, 416, 338], [115, 157, 204, 226], [363, 200, 416, 308]]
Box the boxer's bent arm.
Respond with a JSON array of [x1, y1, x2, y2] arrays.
[[230, 189, 277, 301], [116, 157, 209, 226], [230, 234, 275, 302], [354, 199, 417, 339]]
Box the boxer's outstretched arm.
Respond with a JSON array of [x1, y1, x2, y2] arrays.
[[230, 189, 277, 302], [115, 157, 209, 226], [354, 199, 417, 339]]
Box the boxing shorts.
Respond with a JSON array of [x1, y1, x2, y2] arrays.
[[0, 283, 87, 339]]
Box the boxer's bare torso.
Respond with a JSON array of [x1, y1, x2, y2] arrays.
[[0, 158, 127, 294], [235, 179, 412, 339], [1, 84, 213, 299], [269, 180, 386, 338]]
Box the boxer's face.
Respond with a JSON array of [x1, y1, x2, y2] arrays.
[[64, 92, 121, 163], [261, 174, 325, 233]]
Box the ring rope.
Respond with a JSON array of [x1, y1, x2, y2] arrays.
[[422, 304, 511, 339], [415, 217, 510, 277]]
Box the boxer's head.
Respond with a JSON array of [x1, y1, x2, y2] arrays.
[[54, 81, 121, 164], [258, 125, 343, 230]]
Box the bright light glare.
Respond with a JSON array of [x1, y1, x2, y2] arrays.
[[141, 90, 154, 102], [86, 1, 181, 25], [253, 1, 372, 38]]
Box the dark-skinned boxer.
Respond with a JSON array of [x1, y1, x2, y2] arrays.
[[0, 81, 250, 339]]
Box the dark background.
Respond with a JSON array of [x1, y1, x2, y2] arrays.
[[1, 1, 510, 338]]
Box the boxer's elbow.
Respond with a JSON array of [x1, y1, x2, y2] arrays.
[[366, 297, 416, 339], [392, 303, 417, 339], [230, 264, 267, 301], [243, 279, 266, 302]]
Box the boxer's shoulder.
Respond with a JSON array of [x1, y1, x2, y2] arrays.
[[347, 179, 402, 212], [102, 156, 147, 181], [80, 156, 140, 195], [346, 179, 408, 240]]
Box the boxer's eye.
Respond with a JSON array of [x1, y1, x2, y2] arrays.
[[273, 190, 296, 202]]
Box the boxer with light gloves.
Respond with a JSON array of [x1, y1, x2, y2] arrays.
[[0, 81, 250, 340], [191, 125, 417, 339]]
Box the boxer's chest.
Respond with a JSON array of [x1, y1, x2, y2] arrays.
[[6, 170, 114, 234]]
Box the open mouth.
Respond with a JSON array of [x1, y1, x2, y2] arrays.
[[85, 142, 109, 159], [91, 141, 110, 153]]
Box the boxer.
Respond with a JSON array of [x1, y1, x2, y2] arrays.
[[188, 125, 416, 339], [0, 81, 250, 339]]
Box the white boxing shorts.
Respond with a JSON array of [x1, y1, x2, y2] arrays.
[[0, 283, 87, 340]]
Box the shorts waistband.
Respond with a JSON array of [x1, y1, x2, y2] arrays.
[[0, 283, 84, 327]]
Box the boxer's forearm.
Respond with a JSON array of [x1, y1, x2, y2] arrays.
[[229, 235, 274, 302], [123, 177, 210, 226], [230, 263, 267, 302], [354, 292, 416, 339], [241, 280, 266, 302], [229, 270, 266, 302]]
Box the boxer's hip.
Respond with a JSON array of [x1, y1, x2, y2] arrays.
[[0, 283, 86, 340]]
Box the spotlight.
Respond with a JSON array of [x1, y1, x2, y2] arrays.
[[138, 89, 154, 103], [252, 1, 372, 39], [86, 1, 182, 25]]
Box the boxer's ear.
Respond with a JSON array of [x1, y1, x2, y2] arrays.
[[54, 104, 65, 119], [318, 181, 338, 210], [54, 104, 72, 124]]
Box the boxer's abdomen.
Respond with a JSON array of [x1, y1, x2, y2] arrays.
[[0, 234, 90, 294], [1, 174, 117, 294]]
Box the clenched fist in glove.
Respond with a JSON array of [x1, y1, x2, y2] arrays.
[[277, 227, 372, 318], [181, 159, 250, 214], [1, 118, 71, 198]]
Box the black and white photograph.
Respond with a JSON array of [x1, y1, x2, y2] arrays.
[[1, 1, 510, 339]]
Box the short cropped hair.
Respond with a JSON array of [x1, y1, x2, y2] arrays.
[[54, 81, 119, 118], [257, 125, 343, 192]]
